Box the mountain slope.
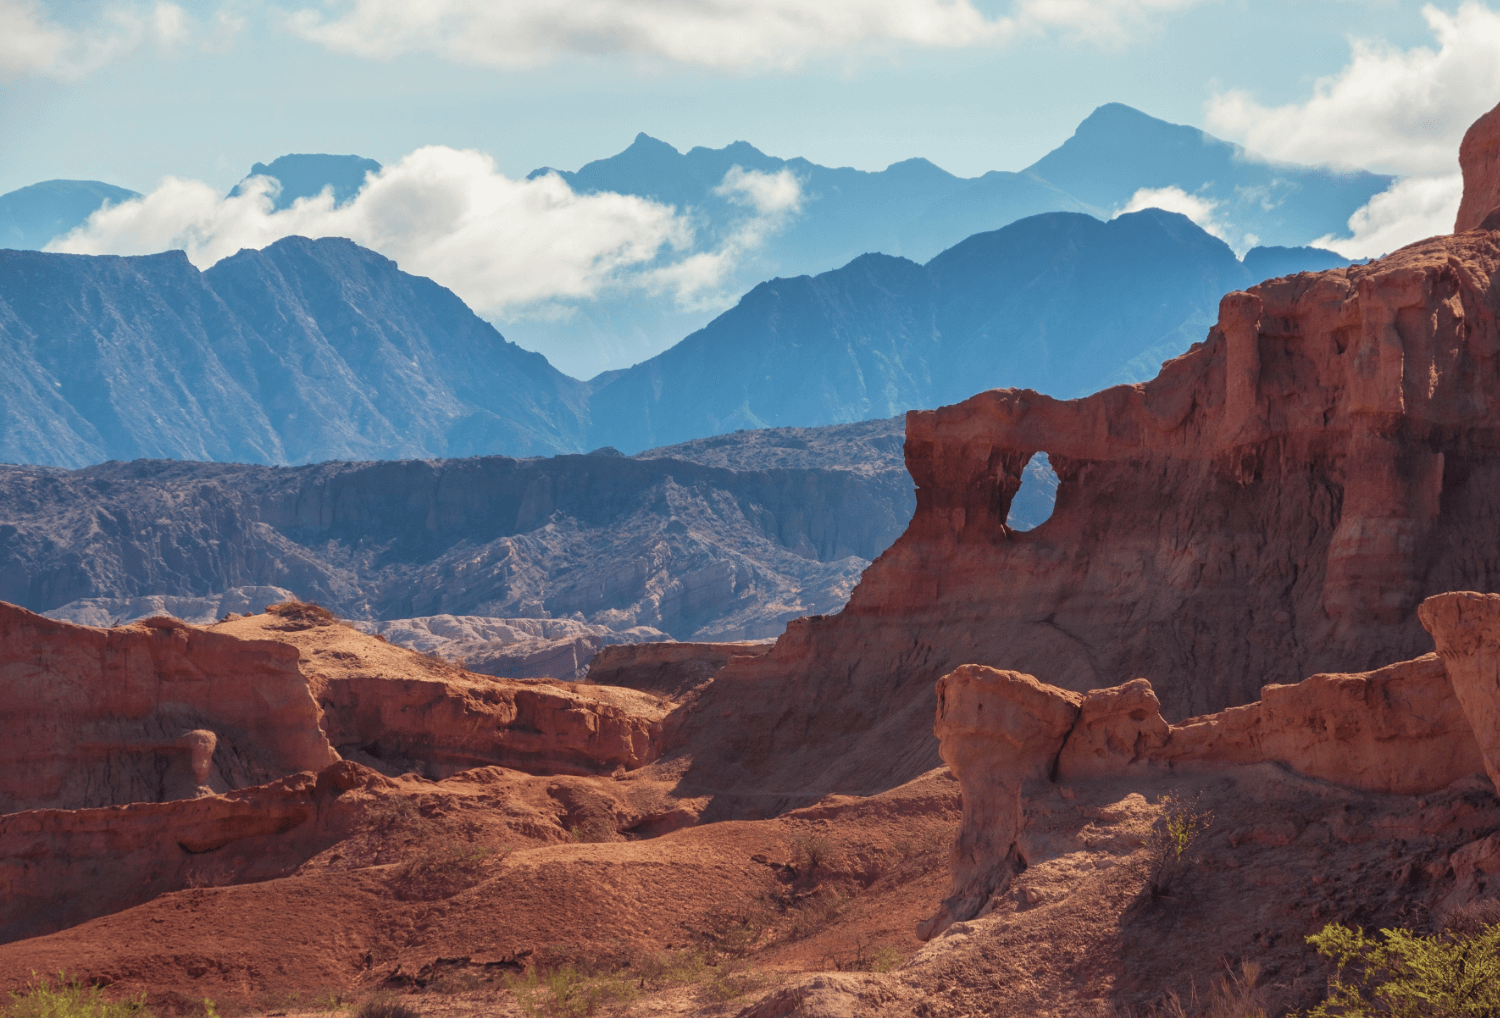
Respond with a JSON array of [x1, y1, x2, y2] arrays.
[[227, 154, 382, 209], [1023, 103, 1392, 247], [510, 106, 1388, 372], [0, 180, 140, 250], [0, 237, 588, 467], [584, 209, 1256, 452], [0, 426, 915, 640]]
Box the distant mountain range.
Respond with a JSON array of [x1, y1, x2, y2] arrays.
[[0, 103, 1391, 377], [587, 207, 1276, 451], [0, 237, 587, 467], [0, 208, 1345, 467]]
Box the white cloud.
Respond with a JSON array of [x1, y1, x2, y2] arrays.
[[1203, 2, 1500, 258], [1205, 2, 1500, 179], [1117, 185, 1226, 237], [1114, 185, 1272, 254], [46, 149, 802, 317], [284, 0, 1202, 70], [1313, 173, 1463, 260], [648, 166, 805, 307], [0, 1, 245, 79]]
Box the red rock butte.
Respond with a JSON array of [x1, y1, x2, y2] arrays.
[[671, 98, 1500, 820]]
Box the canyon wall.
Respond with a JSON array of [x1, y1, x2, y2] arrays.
[[0, 605, 335, 812]]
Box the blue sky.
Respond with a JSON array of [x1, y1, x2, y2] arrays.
[[0, 0, 1466, 193]]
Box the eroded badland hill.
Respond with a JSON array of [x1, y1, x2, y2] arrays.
[[11, 104, 1500, 1018]]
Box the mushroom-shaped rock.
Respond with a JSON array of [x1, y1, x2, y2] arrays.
[[1419, 591, 1500, 792], [918, 665, 1081, 941], [1458, 100, 1500, 232]]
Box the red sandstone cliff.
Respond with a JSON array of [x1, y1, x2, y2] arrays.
[[669, 101, 1500, 819]]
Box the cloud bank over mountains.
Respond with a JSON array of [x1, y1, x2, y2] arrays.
[[1208, 2, 1500, 258], [284, 0, 1202, 70], [47, 149, 803, 318]]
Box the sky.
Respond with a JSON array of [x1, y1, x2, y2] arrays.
[[0, 0, 1461, 192], [6, 0, 1500, 373]]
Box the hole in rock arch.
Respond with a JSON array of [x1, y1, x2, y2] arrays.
[[1007, 453, 1059, 532]]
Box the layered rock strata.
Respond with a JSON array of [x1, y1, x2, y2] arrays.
[[212, 610, 672, 779], [0, 761, 381, 944], [0, 603, 336, 812]]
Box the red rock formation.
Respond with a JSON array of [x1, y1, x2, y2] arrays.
[[921, 633, 1493, 936], [1419, 590, 1500, 790], [918, 666, 1080, 939], [0, 762, 383, 944], [585, 640, 773, 699], [1052, 654, 1485, 794], [1457, 100, 1500, 232], [0, 603, 336, 812], [683, 224, 1500, 817], [214, 612, 672, 778]]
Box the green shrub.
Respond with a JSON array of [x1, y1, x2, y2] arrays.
[[1, 974, 151, 1018], [354, 998, 419, 1018], [1298, 919, 1500, 1016], [1139, 793, 1213, 898], [508, 966, 638, 1017]]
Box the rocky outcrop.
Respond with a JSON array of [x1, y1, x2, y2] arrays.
[[921, 599, 1500, 936], [1051, 654, 1485, 794], [918, 666, 1080, 940], [1419, 591, 1500, 790], [212, 612, 672, 779], [1458, 100, 1500, 232], [0, 603, 336, 812], [585, 641, 774, 700], [677, 218, 1500, 818], [0, 762, 382, 944]]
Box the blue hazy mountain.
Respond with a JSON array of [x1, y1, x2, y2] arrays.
[[1023, 103, 1392, 248], [0, 237, 586, 468], [1242, 245, 1351, 280], [0, 180, 141, 250], [583, 212, 1350, 453], [0, 216, 1347, 468], [227, 153, 382, 210], [512, 105, 1388, 376]]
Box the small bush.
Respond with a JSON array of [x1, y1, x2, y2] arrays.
[[1138, 793, 1213, 898], [1296, 919, 1500, 1017], [823, 938, 902, 973], [264, 601, 339, 630], [354, 998, 419, 1018], [791, 834, 833, 874], [696, 959, 768, 1005], [508, 967, 637, 1018], [1151, 962, 1266, 1018], [568, 819, 616, 844], [1, 974, 151, 1018]]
